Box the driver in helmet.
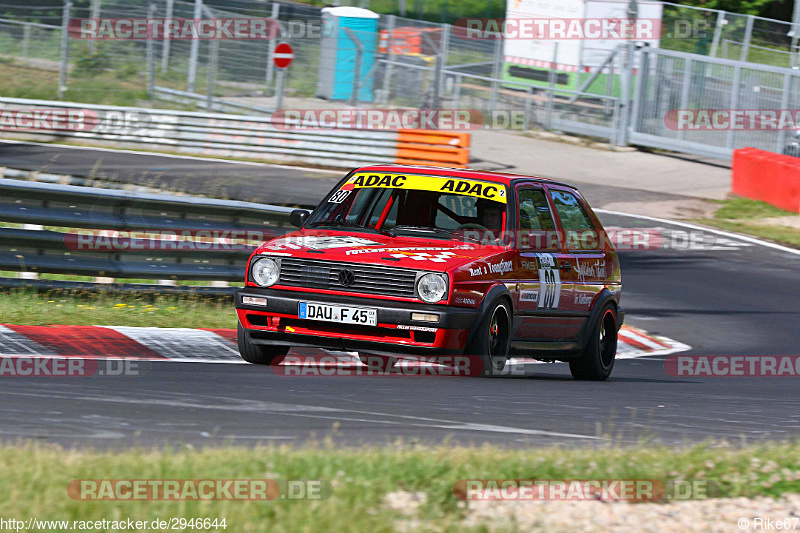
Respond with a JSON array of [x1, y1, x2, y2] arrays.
[[475, 198, 504, 242]]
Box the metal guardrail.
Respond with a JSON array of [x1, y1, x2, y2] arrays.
[[0, 98, 470, 168], [0, 175, 296, 292]]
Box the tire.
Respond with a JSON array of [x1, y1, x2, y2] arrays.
[[358, 354, 398, 372], [465, 299, 512, 377], [237, 322, 290, 365], [569, 303, 617, 381]]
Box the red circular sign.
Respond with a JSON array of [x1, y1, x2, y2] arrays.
[[273, 43, 294, 69]]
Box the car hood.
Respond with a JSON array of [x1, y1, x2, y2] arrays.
[[253, 229, 502, 271]]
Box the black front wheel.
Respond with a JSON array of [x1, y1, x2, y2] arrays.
[[569, 304, 617, 381], [237, 322, 290, 365], [466, 299, 512, 377]]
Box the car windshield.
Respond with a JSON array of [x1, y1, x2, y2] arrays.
[[305, 172, 509, 243]]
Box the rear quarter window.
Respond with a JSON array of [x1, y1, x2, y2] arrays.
[[550, 189, 601, 252]]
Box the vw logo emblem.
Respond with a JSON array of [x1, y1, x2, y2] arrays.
[[338, 269, 355, 287]]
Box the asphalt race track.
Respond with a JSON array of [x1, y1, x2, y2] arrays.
[[0, 142, 798, 448], [0, 140, 690, 208], [0, 140, 337, 207]]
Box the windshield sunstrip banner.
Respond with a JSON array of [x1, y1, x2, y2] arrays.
[[337, 173, 508, 204]]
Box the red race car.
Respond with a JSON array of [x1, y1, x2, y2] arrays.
[[236, 165, 623, 379]]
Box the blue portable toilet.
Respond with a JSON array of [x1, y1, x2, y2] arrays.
[[316, 6, 379, 102]]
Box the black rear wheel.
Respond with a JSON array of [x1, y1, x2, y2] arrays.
[[570, 304, 617, 381]]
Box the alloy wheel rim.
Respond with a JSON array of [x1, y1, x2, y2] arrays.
[[488, 306, 508, 369], [599, 310, 616, 368]]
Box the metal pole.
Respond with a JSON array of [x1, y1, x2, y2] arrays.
[[739, 14, 753, 63], [187, 0, 203, 93], [725, 65, 741, 149], [266, 2, 280, 88], [58, 1, 71, 100], [382, 14, 396, 105], [489, 33, 503, 115], [437, 23, 450, 105], [629, 45, 649, 137], [609, 99, 621, 148], [709, 10, 725, 58], [523, 86, 532, 131], [776, 72, 792, 154], [22, 25, 30, 63], [206, 38, 219, 111], [791, 0, 800, 68], [89, 0, 100, 53], [452, 73, 462, 109], [275, 68, 286, 110], [617, 41, 634, 146], [351, 41, 363, 107], [420, 30, 441, 108], [343, 27, 364, 106], [161, 0, 174, 73], [146, 2, 156, 99], [676, 57, 692, 141], [545, 42, 558, 130], [615, 0, 638, 146], [605, 58, 614, 112]]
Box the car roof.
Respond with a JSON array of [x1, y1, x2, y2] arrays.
[[354, 165, 575, 189], [354, 164, 576, 189]]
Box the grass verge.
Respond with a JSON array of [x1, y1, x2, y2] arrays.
[[0, 63, 148, 107], [694, 219, 800, 249], [0, 440, 798, 532], [690, 196, 800, 249], [0, 289, 237, 329], [710, 197, 795, 220]]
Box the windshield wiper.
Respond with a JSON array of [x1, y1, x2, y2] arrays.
[[306, 222, 485, 243], [391, 225, 445, 234], [390, 225, 462, 241], [306, 221, 395, 237], [306, 221, 362, 229], [391, 225, 496, 245]]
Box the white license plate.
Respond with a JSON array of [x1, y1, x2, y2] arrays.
[[298, 302, 377, 326]]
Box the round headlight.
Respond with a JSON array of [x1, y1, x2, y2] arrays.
[[251, 257, 279, 287], [416, 273, 448, 303]]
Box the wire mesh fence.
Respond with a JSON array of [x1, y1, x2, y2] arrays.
[[629, 47, 800, 158], [0, 0, 797, 160]]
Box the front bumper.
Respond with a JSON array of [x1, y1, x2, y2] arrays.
[[235, 288, 478, 356]]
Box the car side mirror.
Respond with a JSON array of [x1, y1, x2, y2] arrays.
[[290, 209, 310, 228]]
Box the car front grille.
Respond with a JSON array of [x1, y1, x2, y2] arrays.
[[278, 258, 418, 298]]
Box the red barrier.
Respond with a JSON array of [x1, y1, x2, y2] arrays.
[[732, 148, 800, 213]]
